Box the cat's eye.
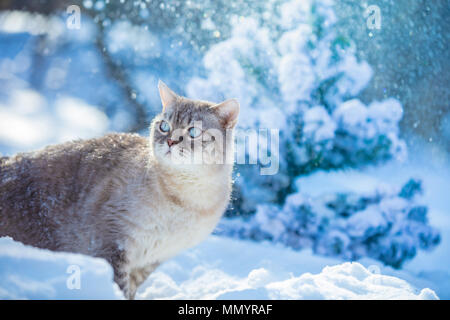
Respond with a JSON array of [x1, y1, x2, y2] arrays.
[[188, 127, 202, 139], [159, 120, 170, 133]]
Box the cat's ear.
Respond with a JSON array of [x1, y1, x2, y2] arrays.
[[158, 80, 178, 111], [212, 99, 240, 129]]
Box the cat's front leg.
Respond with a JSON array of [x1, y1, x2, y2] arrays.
[[112, 259, 160, 299], [104, 247, 135, 299], [129, 262, 160, 299], [113, 267, 135, 300]]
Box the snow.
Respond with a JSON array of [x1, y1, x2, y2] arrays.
[[345, 206, 388, 238], [279, 0, 311, 28], [303, 106, 336, 142], [0, 89, 109, 154], [266, 263, 437, 300], [218, 173, 440, 269], [295, 157, 450, 299], [0, 11, 64, 38], [278, 52, 315, 104], [107, 21, 161, 60], [0, 235, 438, 300], [335, 55, 373, 98], [332, 98, 403, 141], [0, 237, 122, 299]]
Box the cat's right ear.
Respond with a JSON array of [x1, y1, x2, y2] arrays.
[[213, 99, 240, 129], [158, 80, 178, 111]]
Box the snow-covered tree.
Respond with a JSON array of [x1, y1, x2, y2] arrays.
[[217, 178, 440, 268], [186, 0, 439, 267]]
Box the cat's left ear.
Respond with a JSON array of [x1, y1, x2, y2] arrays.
[[212, 99, 240, 129], [158, 80, 178, 111]]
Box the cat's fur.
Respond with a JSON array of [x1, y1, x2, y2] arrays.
[[0, 81, 239, 299]]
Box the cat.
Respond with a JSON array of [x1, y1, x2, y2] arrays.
[[0, 81, 239, 299]]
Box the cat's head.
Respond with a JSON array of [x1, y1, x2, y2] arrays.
[[150, 80, 239, 171]]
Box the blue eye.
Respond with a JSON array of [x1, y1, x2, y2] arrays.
[[188, 127, 202, 138], [159, 120, 170, 133]]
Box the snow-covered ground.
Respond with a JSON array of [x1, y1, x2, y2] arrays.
[[0, 235, 438, 300], [295, 155, 450, 299], [0, 237, 121, 299]]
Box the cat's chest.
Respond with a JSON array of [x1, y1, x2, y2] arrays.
[[126, 202, 222, 268]]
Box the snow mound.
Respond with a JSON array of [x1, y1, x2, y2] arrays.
[[267, 263, 438, 300], [0, 236, 437, 300], [137, 236, 437, 300], [0, 237, 122, 299]]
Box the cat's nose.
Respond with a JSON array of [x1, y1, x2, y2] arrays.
[[167, 138, 182, 147], [167, 139, 176, 147]]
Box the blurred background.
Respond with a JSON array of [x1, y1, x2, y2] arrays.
[[0, 0, 449, 297]]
